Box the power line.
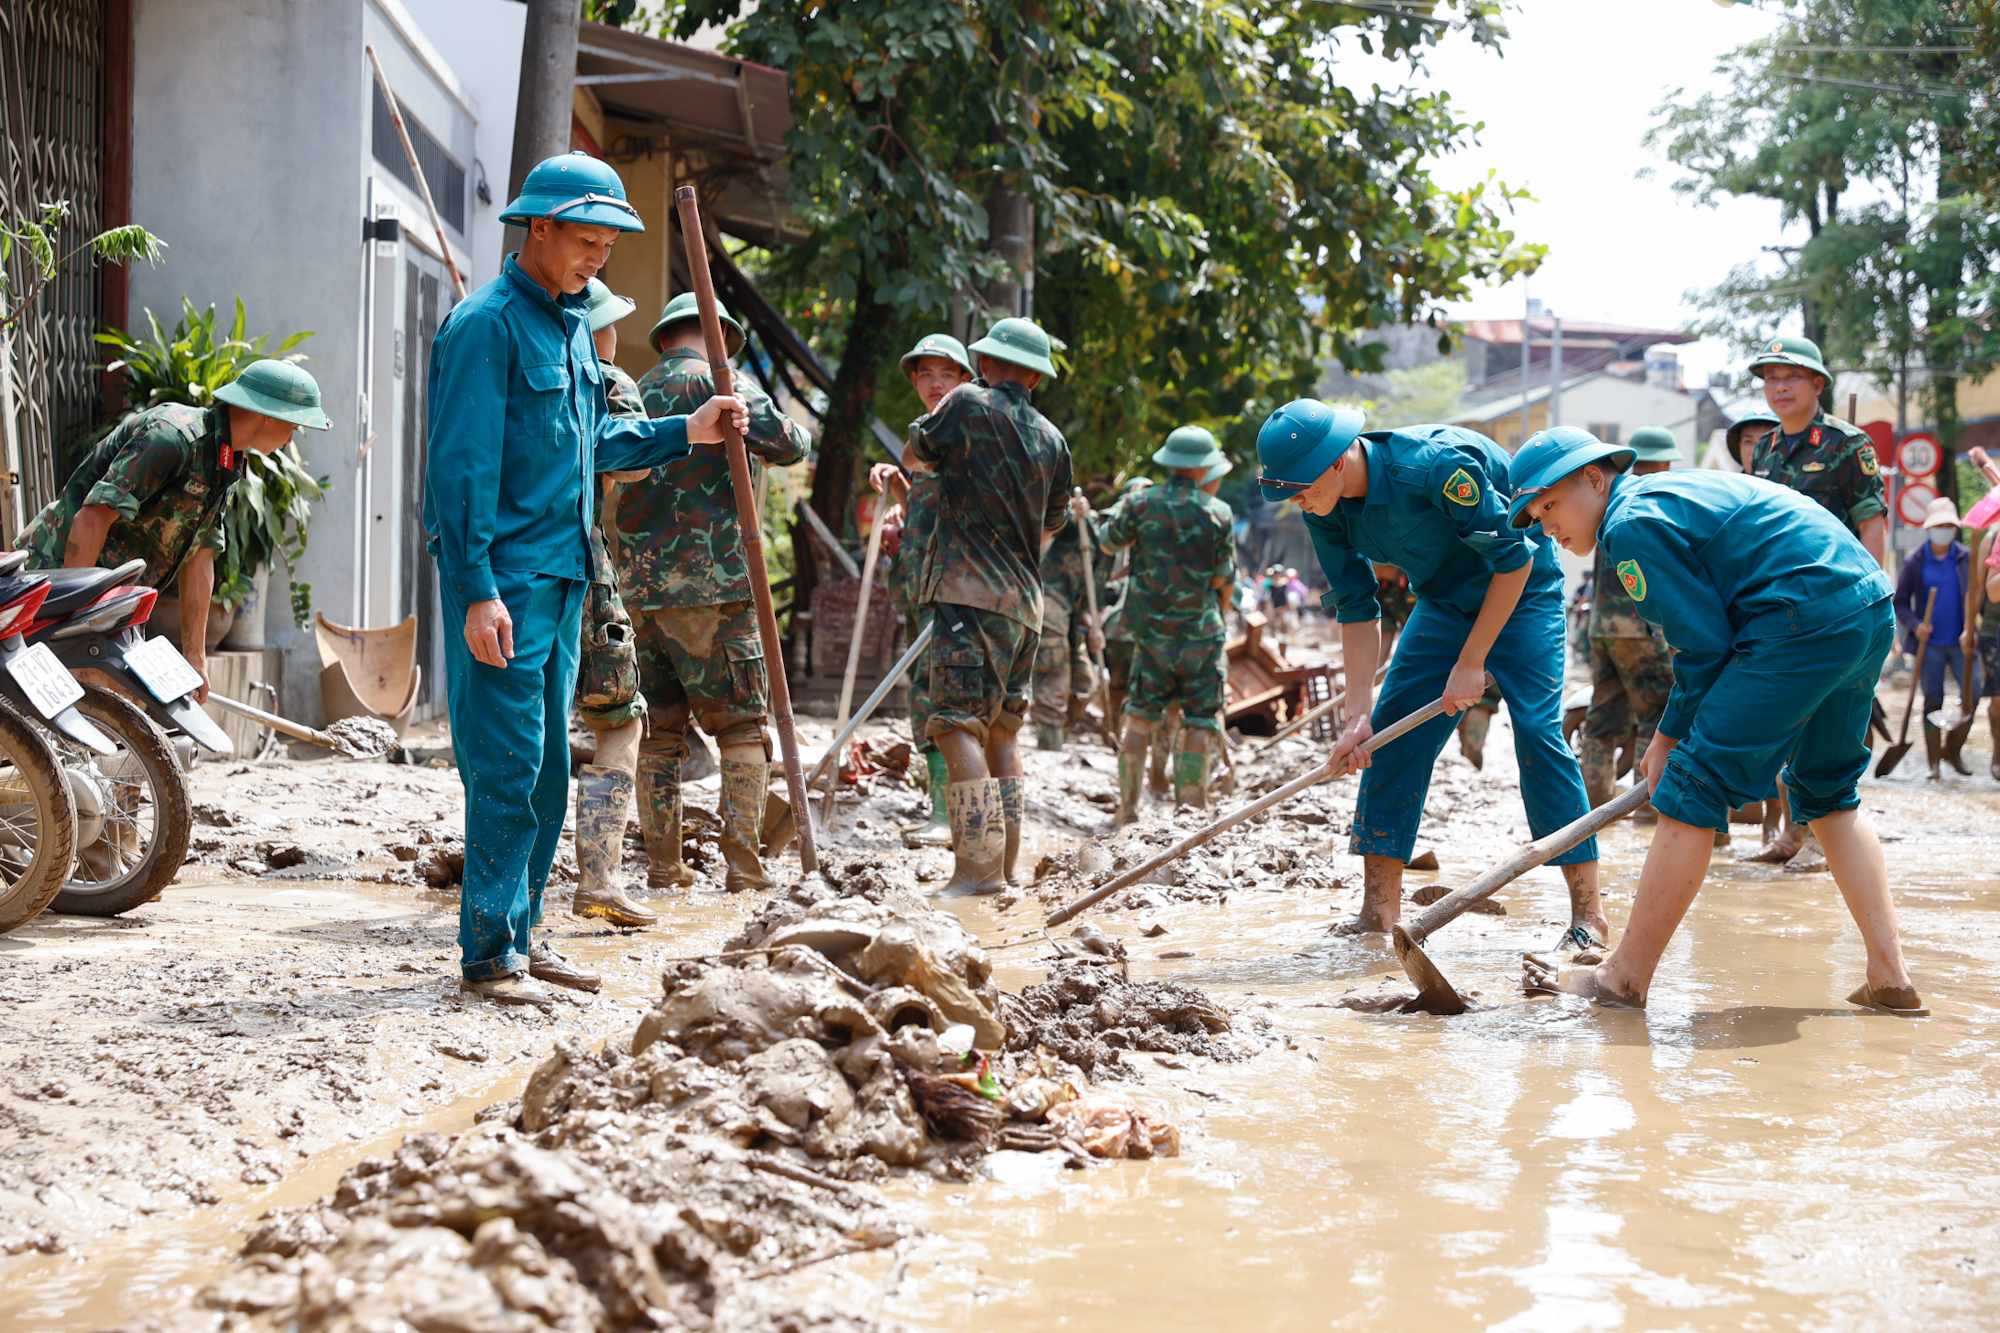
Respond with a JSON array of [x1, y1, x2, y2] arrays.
[[1777, 70, 1982, 104]]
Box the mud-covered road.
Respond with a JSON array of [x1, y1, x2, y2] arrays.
[[2, 671, 1997, 1331]]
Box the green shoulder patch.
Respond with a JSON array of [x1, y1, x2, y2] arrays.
[[1442, 468, 1479, 507], [1616, 558, 1647, 602], [1856, 444, 1879, 476]]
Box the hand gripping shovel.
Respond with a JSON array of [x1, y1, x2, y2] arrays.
[[1875, 586, 1935, 778], [1046, 689, 1463, 928], [1392, 779, 1653, 1015]]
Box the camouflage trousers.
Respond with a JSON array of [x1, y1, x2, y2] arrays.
[[1579, 633, 1673, 802], [576, 578, 645, 728], [632, 598, 771, 759], [898, 599, 935, 752], [1031, 591, 1092, 729], [1127, 635, 1225, 732], [926, 602, 1037, 747]]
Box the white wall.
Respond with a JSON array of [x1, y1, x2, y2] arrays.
[[399, 0, 525, 285]]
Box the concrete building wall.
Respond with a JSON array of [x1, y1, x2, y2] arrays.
[[400, 0, 525, 286]]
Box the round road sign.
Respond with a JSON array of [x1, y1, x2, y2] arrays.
[[1897, 481, 1938, 525], [1899, 432, 1942, 479]]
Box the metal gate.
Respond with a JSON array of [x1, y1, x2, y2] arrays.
[[0, 0, 112, 525], [399, 255, 450, 719]]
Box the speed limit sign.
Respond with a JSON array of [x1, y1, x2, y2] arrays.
[[1898, 432, 1942, 479], [1897, 481, 1938, 525]]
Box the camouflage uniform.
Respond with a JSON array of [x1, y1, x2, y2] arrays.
[[1749, 410, 1887, 537], [1098, 476, 1236, 729], [1031, 516, 1088, 733], [1578, 545, 1674, 805], [20, 403, 242, 585], [611, 348, 811, 753], [576, 360, 647, 729], [908, 381, 1073, 745], [888, 468, 942, 746]]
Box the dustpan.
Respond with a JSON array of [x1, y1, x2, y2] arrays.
[[316, 612, 421, 738]]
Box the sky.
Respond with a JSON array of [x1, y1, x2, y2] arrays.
[[1328, 0, 1797, 386]]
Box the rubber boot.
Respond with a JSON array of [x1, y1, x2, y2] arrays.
[[1173, 729, 1214, 809], [635, 754, 698, 889], [1457, 707, 1492, 771], [718, 759, 773, 892], [1577, 736, 1615, 809], [1116, 718, 1149, 826], [1036, 722, 1066, 751], [1923, 723, 1943, 781], [1148, 708, 1180, 797], [571, 765, 660, 927], [997, 774, 1025, 885], [942, 778, 1006, 895], [1943, 717, 1974, 775], [905, 749, 954, 847]]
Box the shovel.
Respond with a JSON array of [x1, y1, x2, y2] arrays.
[[1046, 688, 1465, 928], [207, 693, 390, 759], [1875, 586, 1935, 778], [1391, 780, 1653, 1015]]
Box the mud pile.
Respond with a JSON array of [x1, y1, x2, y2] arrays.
[[1001, 959, 1236, 1077]]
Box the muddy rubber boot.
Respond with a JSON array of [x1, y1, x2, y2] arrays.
[[1036, 722, 1066, 751], [1116, 718, 1149, 825], [1147, 709, 1179, 797], [1577, 736, 1615, 808], [1457, 707, 1491, 771], [1924, 723, 1943, 781], [997, 774, 1026, 885], [1942, 718, 1974, 775], [1173, 732, 1214, 809], [904, 749, 954, 847], [942, 778, 1006, 895], [571, 765, 659, 928], [718, 759, 774, 892], [636, 754, 698, 890]]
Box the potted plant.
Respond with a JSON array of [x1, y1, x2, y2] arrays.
[[97, 299, 327, 648]]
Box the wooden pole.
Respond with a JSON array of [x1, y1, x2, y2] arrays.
[[364, 45, 467, 300], [674, 186, 818, 874], [1071, 488, 1111, 724], [822, 505, 886, 826]]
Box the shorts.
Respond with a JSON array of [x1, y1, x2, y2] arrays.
[[1126, 636, 1224, 731], [925, 602, 1037, 746], [1581, 634, 1672, 748], [575, 577, 645, 728], [632, 598, 770, 756], [1654, 599, 1895, 831]]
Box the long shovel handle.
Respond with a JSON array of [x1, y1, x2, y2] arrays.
[[208, 692, 340, 750], [1257, 659, 1391, 751], [1072, 489, 1111, 720], [1403, 779, 1652, 947], [1045, 690, 1461, 928], [1894, 586, 1938, 745]]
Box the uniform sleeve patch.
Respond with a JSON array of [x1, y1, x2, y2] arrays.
[[1616, 558, 1647, 602], [1857, 444, 1879, 476], [1442, 468, 1480, 506]]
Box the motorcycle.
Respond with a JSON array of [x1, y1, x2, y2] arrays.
[[0, 554, 92, 934]]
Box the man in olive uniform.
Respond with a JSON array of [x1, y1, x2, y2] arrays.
[[1032, 501, 1089, 751], [1099, 426, 1238, 819], [1577, 425, 1679, 811], [907, 317, 1073, 893], [1727, 410, 1779, 472], [568, 279, 659, 928], [1744, 335, 1888, 866], [21, 358, 330, 699], [616, 291, 813, 892]]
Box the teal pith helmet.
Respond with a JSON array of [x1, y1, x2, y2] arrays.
[[1627, 425, 1681, 464], [1204, 457, 1233, 485], [1122, 476, 1154, 493], [900, 332, 974, 377], [968, 317, 1057, 379], [649, 290, 744, 357], [1726, 410, 1780, 453], [499, 151, 644, 232], [1152, 425, 1226, 472], [1255, 399, 1365, 501], [213, 359, 331, 430], [1747, 334, 1830, 383], [1506, 427, 1634, 530], [584, 279, 636, 333]]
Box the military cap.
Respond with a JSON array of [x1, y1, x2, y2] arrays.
[[1153, 425, 1226, 471], [499, 151, 645, 232], [1725, 410, 1781, 454], [900, 333, 974, 377], [584, 279, 636, 333], [1204, 457, 1233, 485], [1255, 399, 1365, 502], [1628, 425, 1682, 464], [213, 358, 331, 430], [650, 291, 745, 357], [1748, 335, 1830, 383], [968, 317, 1058, 379], [1507, 426, 1634, 529]]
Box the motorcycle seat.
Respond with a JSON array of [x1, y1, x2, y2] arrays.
[[36, 560, 148, 620], [0, 551, 27, 576]]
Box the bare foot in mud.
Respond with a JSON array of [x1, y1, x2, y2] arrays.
[[1329, 913, 1393, 936], [1522, 953, 1645, 1008], [1328, 856, 1404, 936], [1740, 823, 1807, 864]]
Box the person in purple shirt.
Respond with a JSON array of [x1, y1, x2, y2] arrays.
[[1893, 498, 1976, 778]]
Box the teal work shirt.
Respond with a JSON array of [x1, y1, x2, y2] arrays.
[[1595, 470, 1894, 740], [1303, 424, 1553, 623], [424, 256, 695, 604]]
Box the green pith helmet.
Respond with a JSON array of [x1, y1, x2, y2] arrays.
[[213, 359, 331, 430], [1506, 427, 1634, 530], [499, 151, 645, 232], [1204, 457, 1233, 484], [968, 317, 1057, 379], [1627, 425, 1681, 464], [1725, 409, 1781, 453], [584, 279, 636, 333], [900, 332, 974, 377], [1153, 425, 1226, 472], [1122, 476, 1154, 493], [649, 291, 745, 357], [1748, 334, 1830, 383]]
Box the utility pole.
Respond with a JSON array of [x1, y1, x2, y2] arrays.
[[508, 0, 583, 248], [1519, 295, 1541, 449], [1549, 313, 1563, 429], [988, 177, 1035, 320]]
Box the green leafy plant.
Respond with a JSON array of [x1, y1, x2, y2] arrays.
[[96, 299, 327, 609], [0, 201, 165, 328], [290, 580, 314, 632]]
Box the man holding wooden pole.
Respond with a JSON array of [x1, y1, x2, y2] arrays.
[[425, 152, 745, 1007]]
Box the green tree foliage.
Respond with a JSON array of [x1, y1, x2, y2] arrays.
[[1325, 358, 1469, 430], [666, 0, 1539, 527]]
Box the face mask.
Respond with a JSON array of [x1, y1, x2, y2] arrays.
[[1930, 531, 1953, 551]]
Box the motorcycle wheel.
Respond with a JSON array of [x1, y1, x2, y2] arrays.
[[46, 685, 193, 917], [0, 701, 79, 934]]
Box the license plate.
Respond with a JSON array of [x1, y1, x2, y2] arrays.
[[7, 641, 84, 719], [126, 634, 205, 702]]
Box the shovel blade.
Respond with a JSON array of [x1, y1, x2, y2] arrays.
[[1873, 741, 1912, 779], [1393, 925, 1469, 1016]]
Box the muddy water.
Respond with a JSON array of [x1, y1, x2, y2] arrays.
[[874, 764, 2000, 1328]]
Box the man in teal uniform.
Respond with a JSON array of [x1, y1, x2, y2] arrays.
[[1255, 401, 1603, 944], [1509, 428, 1923, 1015], [425, 151, 745, 1006]]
